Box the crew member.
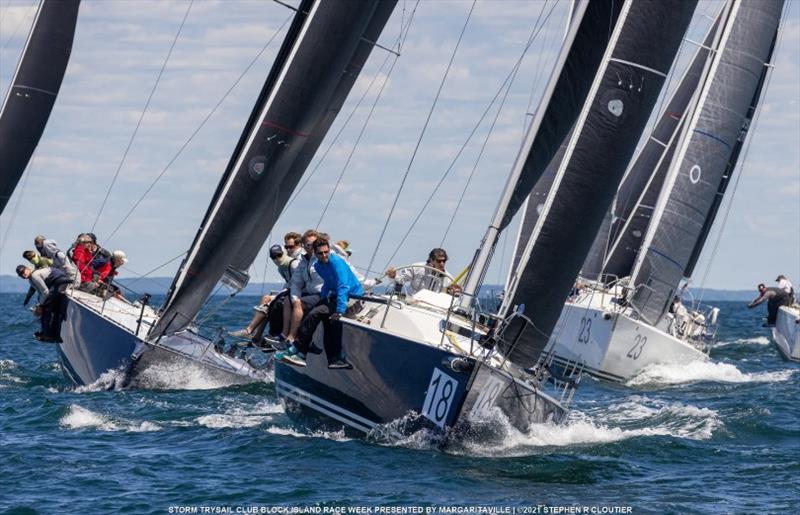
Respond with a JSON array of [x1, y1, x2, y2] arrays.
[[748, 283, 792, 327]]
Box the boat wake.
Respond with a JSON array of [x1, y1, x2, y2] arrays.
[[131, 360, 269, 390], [196, 399, 283, 429], [73, 367, 128, 393], [60, 404, 161, 432], [626, 360, 795, 386], [713, 336, 771, 347], [0, 359, 24, 387]]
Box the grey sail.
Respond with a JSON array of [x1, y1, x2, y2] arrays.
[[579, 203, 613, 280], [684, 27, 778, 278], [152, 0, 397, 338], [0, 0, 81, 215], [499, 0, 697, 369], [630, 0, 783, 325], [596, 15, 722, 282]]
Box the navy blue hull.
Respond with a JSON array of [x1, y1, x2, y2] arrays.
[[276, 320, 567, 437], [59, 296, 139, 386]]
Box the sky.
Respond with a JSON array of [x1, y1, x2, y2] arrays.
[[0, 0, 797, 295]]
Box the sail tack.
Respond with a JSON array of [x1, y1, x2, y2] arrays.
[[152, 0, 397, 337], [500, 0, 697, 369], [630, 0, 784, 325], [0, 0, 81, 215]]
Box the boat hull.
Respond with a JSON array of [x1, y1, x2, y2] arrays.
[[275, 320, 566, 437], [546, 302, 708, 383], [58, 292, 268, 387], [772, 306, 800, 362]]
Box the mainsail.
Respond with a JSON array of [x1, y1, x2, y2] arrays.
[[152, 0, 397, 337], [499, 0, 697, 369], [0, 0, 81, 215], [592, 14, 722, 282], [630, 0, 784, 325]]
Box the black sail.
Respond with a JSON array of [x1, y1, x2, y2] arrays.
[[152, 0, 396, 337], [630, 0, 783, 325], [596, 15, 721, 282], [0, 0, 81, 215], [499, 0, 697, 369], [683, 28, 778, 278]]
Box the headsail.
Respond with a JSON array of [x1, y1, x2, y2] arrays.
[[499, 0, 697, 369], [592, 14, 722, 282], [152, 0, 397, 338], [629, 0, 784, 325], [0, 0, 81, 215]]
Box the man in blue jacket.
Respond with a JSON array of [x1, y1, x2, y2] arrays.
[[277, 238, 363, 368]]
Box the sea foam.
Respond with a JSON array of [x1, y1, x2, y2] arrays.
[[626, 360, 795, 386], [60, 404, 161, 432]]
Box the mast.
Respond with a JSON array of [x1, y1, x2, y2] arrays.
[[497, 0, 697, 369], [151, 0, 397, 338], [0, 0, 81, 215], [629, 0, 784, 325]]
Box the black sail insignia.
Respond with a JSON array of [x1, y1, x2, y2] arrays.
[[152, 0, 397, 338], [0, 0, 81, 215], [499, 0, 697, 369], [630, 0, 784, 325]]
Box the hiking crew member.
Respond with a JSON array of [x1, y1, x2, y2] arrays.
[[16, 265, 72, 342], [34, 235, 80, 287], [282, 230, 324, 346], [277, 239, 363, 369], [748, 283, 792, 326], [776, 275, 795, 302]]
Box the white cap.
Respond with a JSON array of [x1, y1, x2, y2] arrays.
[[112, 250, 128, 264]]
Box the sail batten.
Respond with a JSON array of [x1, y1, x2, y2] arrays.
[[152, 0, 397, 337], [0, 0, 81, 214], [629, 0, 784, 325], [498, 0, 697, 369]]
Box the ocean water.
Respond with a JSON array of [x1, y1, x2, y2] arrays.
[[0, 294, 797, 514]]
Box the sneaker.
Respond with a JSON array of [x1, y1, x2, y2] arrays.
[[327, 358, 352, 370], [274, 345, 298, 361], [282, 352, 307, 367], [228, 328, 252, 338]]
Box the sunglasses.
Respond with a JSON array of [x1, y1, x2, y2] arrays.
[[434, 258, 447, 264], [284, 244, 297, 250]]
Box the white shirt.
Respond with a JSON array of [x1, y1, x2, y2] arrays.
[[394, 262, 452, 295]]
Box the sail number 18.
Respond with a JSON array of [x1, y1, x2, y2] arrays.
[[423, 368, 458, 428]]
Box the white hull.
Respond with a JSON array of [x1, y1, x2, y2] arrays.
[[772, 306, 800, 362], [545, 292, 709, 383]]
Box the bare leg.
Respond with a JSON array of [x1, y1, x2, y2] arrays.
[[288, 299, 304, 341]]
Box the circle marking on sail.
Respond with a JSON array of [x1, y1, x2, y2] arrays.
[[689, 164, 701, 184], [607, 99, 624, 117]]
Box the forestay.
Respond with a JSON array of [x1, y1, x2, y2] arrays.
[[500, 0, 697, 369], [0, 0, 81, 215], [594, 14, 722, 282], [152, 0, 397, 337], [630, 0, 784, 325]]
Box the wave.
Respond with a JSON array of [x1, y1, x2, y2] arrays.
[[714, 336, 771, 347], [265, 425, 351, 441], [73, 367, 128, 393], [131, 361, 251, 391], [60, 404, 161, 432], [626, 360, 796, 386], [196, 400, 283, 429]]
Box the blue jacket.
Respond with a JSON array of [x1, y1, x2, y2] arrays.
[[316, 253, 364, 313]]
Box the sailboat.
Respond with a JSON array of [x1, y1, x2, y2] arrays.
[[0, 0, 80, 215], [541, 0, 784, 383], [773, 303, 800, 362], [274, 0, 696, 437], [57, 0, 398, 386]]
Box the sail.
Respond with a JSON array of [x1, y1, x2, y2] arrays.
[[0, 0, 81, 215], [630, 0, 783, 325], [595, 14, 722, 282], [684, 28, 778, 278], [579, 203, 613, 280], [152, 0, 397, 338], [499, 0, 697, 369], [509, 134, 570, 274]]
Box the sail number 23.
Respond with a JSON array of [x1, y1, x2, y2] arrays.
[[423, 368, 458, 428]]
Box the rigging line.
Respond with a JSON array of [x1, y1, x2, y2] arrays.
[[382, 0, 560, 270], [315, 51, 396, 228], [696, 11, 789, 306], [495, 228, 508, 286], [521, 0, 551, 136], [365, 0, 477, 276], [0, 148, 34, 251], [103, 13, 292, 246], [274, 2, 418, 215], [283, 48, 394, 215], [122, 250, 187, 288], [440, 45, 523, 247], [0, 0, 34, 52], [92, 0, 194, 233]]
